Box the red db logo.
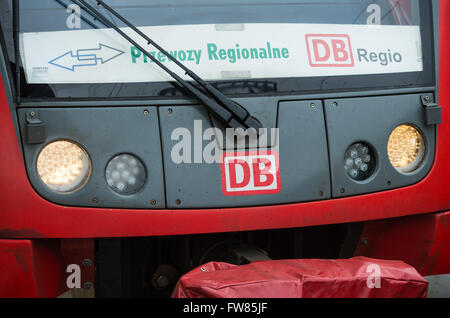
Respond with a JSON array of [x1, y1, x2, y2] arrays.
[[221, 151, 281, 196], [305, 34, 354, 67]]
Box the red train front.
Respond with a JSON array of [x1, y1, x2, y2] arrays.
[[0, 0, 449, 298]]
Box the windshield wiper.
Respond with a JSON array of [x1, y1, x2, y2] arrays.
[[76, 0, 263, 132]]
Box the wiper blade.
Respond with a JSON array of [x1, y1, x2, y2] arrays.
[[77, 0, 263, 132]]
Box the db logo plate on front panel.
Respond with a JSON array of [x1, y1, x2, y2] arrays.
[[306, 34, 354, 67], [221, 151, 281, 196]]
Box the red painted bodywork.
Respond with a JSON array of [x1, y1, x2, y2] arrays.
[[0, 239, 65, 297], [0, 1, 448, 239], [355, 211, 450, 277], [0, 239, 94, 298]]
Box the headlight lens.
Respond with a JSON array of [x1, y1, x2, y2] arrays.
[[105, 154, 146, 195], [388, 124, 425, 173], [37, 140, 91, 192], [344, 142, 376, 181]]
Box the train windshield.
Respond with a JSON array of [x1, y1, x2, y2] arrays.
[[0, 0, 435, 100]]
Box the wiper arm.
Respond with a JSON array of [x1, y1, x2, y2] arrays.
[[77, 0, 263, 132]]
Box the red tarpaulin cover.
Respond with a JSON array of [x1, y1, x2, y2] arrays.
[[172, 257, 427, 298]]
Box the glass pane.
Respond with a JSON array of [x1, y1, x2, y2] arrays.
[[4, 0, 434, 99]]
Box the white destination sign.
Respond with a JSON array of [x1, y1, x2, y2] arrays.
[[20, 23, 423, 84]]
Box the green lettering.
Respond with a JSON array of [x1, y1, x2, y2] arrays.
[[242, 48, 249, 59], [272, 47, 281, 59], [149, 51, 157, 63], [218, 49, 227, 60], [157, 51, 166, 62], [259, 48, 267, 59], [207, 43, 219, 60], [131, 47, 141, 63], [250, 48, 258, 59], [178, 50, 186, 61], [227, 48, 236, 63]]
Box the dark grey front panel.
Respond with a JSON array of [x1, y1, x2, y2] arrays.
[[18, 107, 165, 208], [210, 97, 278, 149], [159, 99, 330, 208], [324, 93, 436, 198]]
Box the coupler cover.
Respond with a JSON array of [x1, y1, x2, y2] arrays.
[[172, 257, 427, 298]]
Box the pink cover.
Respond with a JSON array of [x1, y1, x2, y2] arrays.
[[172, 257, 427, 298]]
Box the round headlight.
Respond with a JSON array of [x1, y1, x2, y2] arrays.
[[388, 124, 425, 173], [105, 154, 146, 195], [37, 140, 91, 192], [344, 142, 376, 181]]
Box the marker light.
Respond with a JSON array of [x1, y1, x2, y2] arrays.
[[105, 154, 146, 195], [344, 142, 376, 181], [388, 125, 425, 173], [37, 140, 91, 192]]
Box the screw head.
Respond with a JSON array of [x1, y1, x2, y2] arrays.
[[30, 111, 36, 117], [82, 258, 93, 267], [91, 197, 98, 204], [175, 199, 181, 205], [168, 109, 173, 114], [424, 96, 431, 102], [143, 109, 149, 115], [83, 281, 94, 289], [340, 188, 345, 194], [310, 103, 316, 108], [333, 102, 338, 107], [151, 199, 157, 205]]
